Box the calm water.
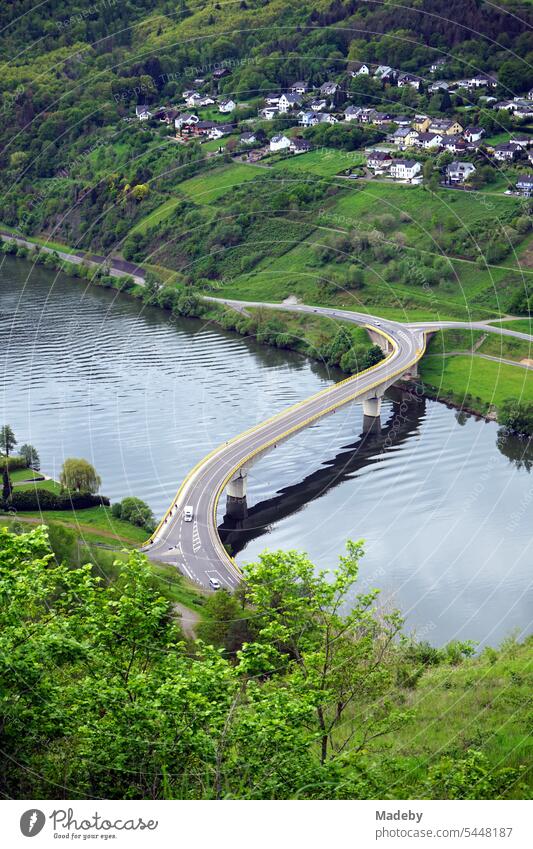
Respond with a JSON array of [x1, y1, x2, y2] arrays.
[[1, 256, 532, 647]]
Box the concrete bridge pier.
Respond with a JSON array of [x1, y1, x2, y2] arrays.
[[362, 396, 382, 418], [226, 468, 248, 519], [362, 413, 382, 434]]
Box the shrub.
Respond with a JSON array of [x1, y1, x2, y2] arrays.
[[8, 490, 109, 511], [113, 497, 155, 533]]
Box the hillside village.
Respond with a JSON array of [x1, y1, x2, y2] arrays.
[[132, 60, 533, 196]]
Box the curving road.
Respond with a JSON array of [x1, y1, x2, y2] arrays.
[[144, 301, 428, 588]]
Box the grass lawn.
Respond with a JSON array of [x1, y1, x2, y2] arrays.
[[201, 134, 240, 152], [178, 162, 262, 203], [428, 328, 533, 362], [491, 318, 533, 334], [327, 182, 523, 255], [271, 148, 366, 178], [420, 353, 533, 410], [16, 479, 62, 494], [14, 506, 147, 545], [127, 197, 186, 236], [390, 637, 533, 792]]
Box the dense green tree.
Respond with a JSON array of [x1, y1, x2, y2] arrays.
[[19, 443, 40, 470], [59, 457, 101, 494], [112, 496, 155, 532], [0, 424, 17, 457]]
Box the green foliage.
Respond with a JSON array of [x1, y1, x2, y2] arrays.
[[499, 399, 533, 436], [424, 750, 523, 800], [59, 457, 101, 494], [0, 525, 530, 799], [19, 443, 40, 471], [112, 496, 155, 533], [0, 424, 16, 457]]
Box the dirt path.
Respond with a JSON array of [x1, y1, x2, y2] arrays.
[[172, 602, 200, 638], [1, 513, 141, 545]]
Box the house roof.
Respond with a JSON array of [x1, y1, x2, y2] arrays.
[[392, 159, 418, 168], [448, 161, 475, 171], [369, 151, 392, 160], [291, 138, 312, 150]]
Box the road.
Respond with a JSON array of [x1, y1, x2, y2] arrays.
[[144, 302, 428, 588]]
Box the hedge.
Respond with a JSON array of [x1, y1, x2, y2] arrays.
[[5, 490, 110, 511], [0, 456, 27, 470]]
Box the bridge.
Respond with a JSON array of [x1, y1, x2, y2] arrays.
[[144, 300, 531, 589]]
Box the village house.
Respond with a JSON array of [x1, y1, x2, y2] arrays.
[[468, 73, 498, 89], [390, 159, 421, 181], [372, 112, 394, 127], [310, 98, 327, 112], [412, 115, 431, 133], [415, 132, 443, 150], [265, 93, 281, 106], [368, 150, 393, 171], [260, 106, 279, 120], [191, 120, 217, 137], [218, 99, 236, 113], [344, 105, 363, 122], [428, 81, 450, 93], [464, 127, 485, 143], [511, 136, 531, 149], [374, 65, 393, 80], [390, 127, 419, 148], [290, 81, 309, 95], [278, 93, 302, 113], [528, 88, 533, 101], [213, 68, 230, 80], [158, 108, 179, 125], [320, 81, 339, 96], [270, 134, 291, 152], [240, 131, 257, 145], [441, 134, 467, 155], [392, 114, 411, 126], [315, 112, 338, 124], [513, 101, 533, 119], [174, 112, 198, 130], [493, 142, 520, 162], [398, 72, 421, 90], [135, 105, 152, 120], [360, 108, 378, 124], [516, 175, 533, 197], [446, 161, 476, 183], [429, 57, 447, 73], [350, 62, 370, 76], [208, 123, 233, 140], [493, 100, 515, 112], [298, 111, 319, 127], [289, 138, 312, 154], [428, 118, 463, 135]]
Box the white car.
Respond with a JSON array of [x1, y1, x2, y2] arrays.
[[184, 506, 194, 522], [209, 577, 221, 590]]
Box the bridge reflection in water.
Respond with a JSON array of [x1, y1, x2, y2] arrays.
[[218, 387, 425, 557]]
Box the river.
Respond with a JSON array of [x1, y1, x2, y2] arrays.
[[1, 255, 531, 647]]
